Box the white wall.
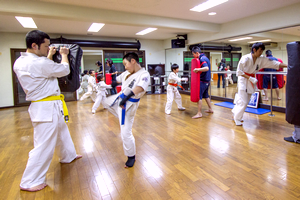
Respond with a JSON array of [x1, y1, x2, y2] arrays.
[[0, 32, 26, 107], [165, 48, 187, 71], [140, 39, 165, 68], [0, 33, 165, 108]]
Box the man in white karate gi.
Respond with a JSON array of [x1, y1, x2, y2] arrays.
[[232, 42, 287, 125], [104, 52, 150, 168], [80, 69, 97, 102], [14, 30, 82, 192]]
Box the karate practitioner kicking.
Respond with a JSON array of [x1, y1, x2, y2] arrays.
[[14, 30, 82, 192], [80, 69, 97, 102], [165, 63, 187, 115], [232, 42, 287, 126], [104, 52, 150, 168]]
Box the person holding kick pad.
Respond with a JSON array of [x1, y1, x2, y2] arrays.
[[14, 30, 81, 192]]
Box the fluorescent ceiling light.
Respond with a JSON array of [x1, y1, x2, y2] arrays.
[[136, 28, 157, 35], [190, 0, 228, 12], [15, 16, 37, 28], [248, 39, 271, 44], [229, 37, 252, 42], [88, 23, 105, 32], [208, 12, 216, 15]]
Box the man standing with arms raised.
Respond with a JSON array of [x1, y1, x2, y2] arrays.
[[14, 30, 81, 192]]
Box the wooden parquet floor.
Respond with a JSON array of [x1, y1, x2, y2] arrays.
[[0, 94, 299, 200]]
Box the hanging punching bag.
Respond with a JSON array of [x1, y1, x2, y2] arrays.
[[286, 41, 300, 125], [190, 58, 201, 102]]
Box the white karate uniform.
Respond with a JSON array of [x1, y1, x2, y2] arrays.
[[80, 76, 96, 101], [226, 69, 233, 86], [92, 81, 112, 112], [81, 74, 89, 93], [165, 72, 185, 114], [13, 52, 77, 189], [232, 53, 280, 121], [104, 68, 150, 156]]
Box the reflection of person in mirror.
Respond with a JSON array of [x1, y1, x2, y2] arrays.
[[217, 58, 226, 88], [107, 58, 118, 95], [165, 63, 186, 115], [13, 30, 81, 192], [191, 46, 214, 119], [232, 43, 287, 126], [262, 50, 281, 101], [226, 64, 233, 86]]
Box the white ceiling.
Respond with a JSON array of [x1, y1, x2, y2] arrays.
[[0, 0, 300, 41]]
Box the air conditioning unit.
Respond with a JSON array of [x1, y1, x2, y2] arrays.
[[264, 42, 278, 48], [248, 42, 278, 48]]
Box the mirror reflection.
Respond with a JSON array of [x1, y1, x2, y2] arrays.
[[165, 25, 300, 109]]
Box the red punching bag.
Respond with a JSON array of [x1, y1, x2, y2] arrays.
[[106, 73, 112, 85], [190, 58, 201, 102]]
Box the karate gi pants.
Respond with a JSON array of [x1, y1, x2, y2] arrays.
[[92, 94, 107, 111], [293, 125, 300, 142], [80, 90, 96, 102], [117, 104, 137, 157], [232, 89, 251, 121], [20, 102, 77, 188], [165, 85, 183, 114]]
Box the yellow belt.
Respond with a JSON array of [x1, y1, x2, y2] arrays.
[[32, 94, 69, 122]]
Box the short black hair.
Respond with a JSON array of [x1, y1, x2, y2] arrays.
[[25, 30, 50, 49], [171, 63, 179, 72], [221, 58, 226, 63], [89, 69, 95, 75], [191, 46, 201, 54], [265, 50, 272, 56], [123, 52, 139, 64], [251, 42, 265, 53], [95, 61, 102, 66], [83, 69, 88, 74], [97, 74, 104, 82], [106, 58, 113, 66]]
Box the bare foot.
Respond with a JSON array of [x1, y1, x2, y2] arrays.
[[277, 97, 281, 100], [20, 183, 47, 192], [205, 110, 214, 113], [262, 98, 269, 101], [60, 154, 82, 164], [192, 113, 202, 119]]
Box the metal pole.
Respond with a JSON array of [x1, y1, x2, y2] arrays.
[[224, 72, 227, 98], [268, 73, 275, 117]]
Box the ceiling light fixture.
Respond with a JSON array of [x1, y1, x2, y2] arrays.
[[190, 0, 228, 12], [209, 12, 216, 15], [15, 16, 37, 28], [88, 23, 105, 32], [136, 28, 157, 35], [248, 39, 271, 44], [229, 37, 252, 42]]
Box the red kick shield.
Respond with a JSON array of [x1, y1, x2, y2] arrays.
[[190, 58, 201, 102]]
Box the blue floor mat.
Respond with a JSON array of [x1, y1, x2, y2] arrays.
[[214, 102, 270, 115]]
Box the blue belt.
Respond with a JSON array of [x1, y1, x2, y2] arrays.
[[110, 93, 140, 125]]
